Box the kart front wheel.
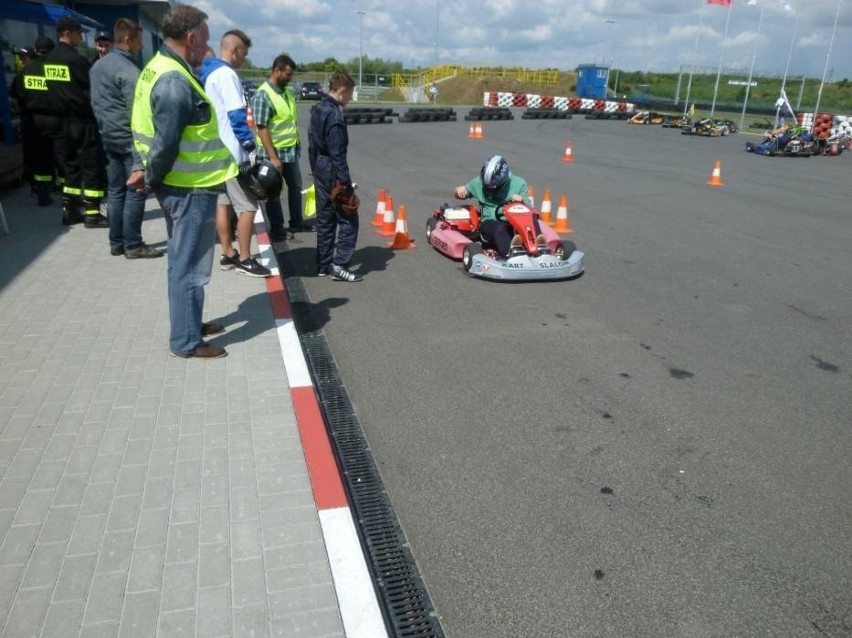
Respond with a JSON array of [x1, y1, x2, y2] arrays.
[[554, 240, 577, 261], [462, 243, 481, 272], [426, 217, 437, 241]]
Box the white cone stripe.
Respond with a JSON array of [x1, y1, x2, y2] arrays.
[[275, 318, 313, 388], [319, 507, 389, 638]]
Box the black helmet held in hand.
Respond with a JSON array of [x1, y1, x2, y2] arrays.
[[238, 160, 283, 201]]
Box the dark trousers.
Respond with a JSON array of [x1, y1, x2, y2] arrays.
[[315, 179, 358, 269], [264, 160, 304, 230], [21, 114, 55, 187], [480, 217, 542, 258], [51, 117, 106, 214]]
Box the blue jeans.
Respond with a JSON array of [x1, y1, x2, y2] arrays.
[[106, 147, 147, 250], [154, 186, 218, 355], [264, 159, 303, 230]]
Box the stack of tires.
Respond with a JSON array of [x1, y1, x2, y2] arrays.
[[811, 113, 833, 139], [343, 107, 398, 125], [399, 107, 457, 123], [464, 107, 513, 121]]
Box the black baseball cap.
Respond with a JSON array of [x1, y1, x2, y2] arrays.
[[56, 17, 83, 33], [34, 36, 55, 54], [95, 30, 112, 42]]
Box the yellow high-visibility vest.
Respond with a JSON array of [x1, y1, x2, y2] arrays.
[[255, 81, 298, 150], [131, 52, 237, 188]]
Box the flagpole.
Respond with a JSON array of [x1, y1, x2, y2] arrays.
[[812, 0, 842, 129], [683, 0, 707, 118], [710, 0, 734, 118], [780, 0, 799, 92], [739, 1, 766, 131]]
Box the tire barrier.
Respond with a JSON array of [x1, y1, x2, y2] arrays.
[[812, 113, 833, 139], [343, 107, 398, 125], [585, 111, 632, 120], [484, 92, 636, 117], [399, 107, 457, 123], [464, 107, 514, 121], [521, 109, 574, 120]]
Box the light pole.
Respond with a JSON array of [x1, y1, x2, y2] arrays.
[[357, 10, 366, 96], [434, 1, 439, 67], [604, 19, 616, 97]]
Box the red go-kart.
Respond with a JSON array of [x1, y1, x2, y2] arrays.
[[425, 200, 584, 281]]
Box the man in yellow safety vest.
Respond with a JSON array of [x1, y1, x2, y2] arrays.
[[252, 54, 311, 240], [129, 4, 237, 358]]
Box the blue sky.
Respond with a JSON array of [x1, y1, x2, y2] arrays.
[[197, 0, 851, 81]]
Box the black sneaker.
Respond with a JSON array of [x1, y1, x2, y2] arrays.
[[289, 223, 315, 233], [110, 245, 125, 256], [219, 252, 239, 270], [235, 257, 271, 278], [125, 243, 164, 259], [331, 266, 362, 282], [84, 213, 109, 229], [317, 265, 333, 277]]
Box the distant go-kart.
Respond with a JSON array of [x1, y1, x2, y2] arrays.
[[425, 200, 584, 281], [745, 124, 819, 157], [681, 117, 736, 136]]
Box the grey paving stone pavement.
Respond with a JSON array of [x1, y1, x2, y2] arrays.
[[0, 185, 344, 637]]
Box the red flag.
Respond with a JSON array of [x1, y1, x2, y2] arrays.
[[707, 0, 732, 5]]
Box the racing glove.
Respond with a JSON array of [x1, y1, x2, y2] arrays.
[[331, 179, 359, 215]]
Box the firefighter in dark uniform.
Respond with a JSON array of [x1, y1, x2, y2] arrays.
[[42, 17, 108, 227], [10, 37, 57, 206]]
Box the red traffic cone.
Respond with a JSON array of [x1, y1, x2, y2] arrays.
[[371, 188, 386, 227], [706, 160, 723, 187], [552, 193, 575, 234], [562, 140, 574, 163], [388, 205, 415, 249], [378, 195, 396, 236], [539, 189, 553, 225]]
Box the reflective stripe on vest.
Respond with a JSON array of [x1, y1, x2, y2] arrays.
[[255, 82, 298, 149], [131, 52, 237, 188]]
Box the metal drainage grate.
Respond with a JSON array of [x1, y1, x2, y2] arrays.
[[281, 266, 446, 638]]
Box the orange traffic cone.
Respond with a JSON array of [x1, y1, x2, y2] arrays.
[[474, 121, 484, 139], [246, 103, 255, 128], [552, 193, 575, 234], [706, 160, 723, 187], [539, 189, 553, 225], [378, 195, 396, 236], [371, 188, 386, 227], [562, 140, 574, 163], [528, 184, 536, 209], [467, 122, 476, 138], [388, 205, 415, 249]]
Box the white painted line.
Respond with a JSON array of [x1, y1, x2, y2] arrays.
[[319, 507, 388, 638], [275, 318, 313, 388]]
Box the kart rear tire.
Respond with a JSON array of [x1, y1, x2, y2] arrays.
[[426, 217, 437, 241], [462, 243, 481, 272], [554, 240, 577, 261]]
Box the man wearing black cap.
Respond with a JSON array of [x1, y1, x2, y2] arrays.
[[10, 37, 57, 206], [93, 30, 112, 63], [42, 16, 108, 227]]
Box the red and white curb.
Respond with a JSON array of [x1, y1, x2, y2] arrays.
[[254, 212, 388, 638]]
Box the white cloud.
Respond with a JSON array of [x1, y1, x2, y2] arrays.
[[197, 0, 851, 79]]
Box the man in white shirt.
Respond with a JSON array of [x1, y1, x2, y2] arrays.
[[200, 29, 270, 277]]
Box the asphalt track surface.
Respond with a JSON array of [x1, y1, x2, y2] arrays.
[[283, 105, 852, 637]]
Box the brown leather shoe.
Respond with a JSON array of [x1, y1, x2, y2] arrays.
[[201, 322, 224, 337], [170, 343, 228, 359]]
